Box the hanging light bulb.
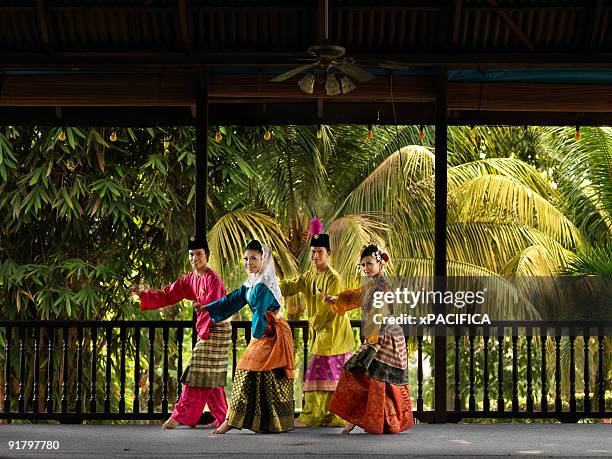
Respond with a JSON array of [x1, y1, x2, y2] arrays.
[[298, 73, 316, 94], [325, 72, 341, 96], [263, 129, 271, 141], [575, 126, 581, 140], [215, 129, 223, 142], [340, 75, 356, 94], [418, 125, 425, 141], [58, 129, 66, 142], [110, 130, 117, 142], [366, 124, 374, 140], [316, 124, 323, 139]]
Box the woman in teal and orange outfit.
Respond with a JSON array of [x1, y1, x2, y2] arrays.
[[205, 240, 295, 434]]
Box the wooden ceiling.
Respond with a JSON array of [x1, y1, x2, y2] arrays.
[[1, 1, 612, 126]]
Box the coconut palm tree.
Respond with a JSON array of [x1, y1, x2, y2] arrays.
[[206, 124, 610, 323]]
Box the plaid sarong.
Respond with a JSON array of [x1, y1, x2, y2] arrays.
[[344, 323, 408, 385], [181, 321, 231, 388]]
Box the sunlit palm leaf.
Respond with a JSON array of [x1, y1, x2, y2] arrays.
[[457, 174, 585, 251], [392, 257, 540, 320], [500, 245, 565, 318], [342, 145, 435, 214], [540, 126, 612, 243], [207, 209, 298, 289], [392, 222, 570, 274], [449, 157, 555, 199]]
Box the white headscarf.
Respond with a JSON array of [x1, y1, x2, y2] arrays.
[[243, 242, 284, 315]]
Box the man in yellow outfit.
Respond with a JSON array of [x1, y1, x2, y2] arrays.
[[280, 218, 355, 427]]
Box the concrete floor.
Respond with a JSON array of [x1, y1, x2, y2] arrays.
[[0, 423, 611, 458]]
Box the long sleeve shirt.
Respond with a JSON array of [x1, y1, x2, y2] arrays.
[[205, 283, 280, 339], [280, 266, 354, 356], [139, 269, 226, 341]]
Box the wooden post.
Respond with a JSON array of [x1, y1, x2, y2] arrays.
[[433, 66, 448, 423], [195, 70, 209, 240], [194, 70, 209, 346]]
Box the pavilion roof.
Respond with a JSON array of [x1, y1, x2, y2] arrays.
[[1, 0, 612, 125]]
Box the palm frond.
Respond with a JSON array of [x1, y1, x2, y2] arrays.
[[342, 145, 435, 214], [327, 213, 390, 287], [207, 209, 298, 289], [456, 174, 585, 250], [449, 157, 555, 198], [500, 245, 565, 319], [392, 222, 571, 274], [392, 257, 541, 320], [540, 126, 612, 243]]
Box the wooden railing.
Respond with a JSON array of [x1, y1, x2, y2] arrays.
[[1, 320, 610, 423]]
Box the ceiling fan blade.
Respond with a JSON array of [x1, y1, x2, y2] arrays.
[[269, 62, 320, 82], [357, 58, 414, 71], [336, 61, 375, 82]]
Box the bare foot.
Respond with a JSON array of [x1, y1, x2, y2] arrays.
[[162, 416, 179, 429], [293, 420, 308, 428], [212, 420, 232, 434], [203, 422, 217, 429], [341, 422, 355, 434]]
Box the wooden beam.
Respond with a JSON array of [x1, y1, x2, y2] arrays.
[[177, 0, 191, 54], [590, 0, 604, 49], [449, 82, 612, 112], [450, 0, 462, 51], [35, 0, 52, 52], [195, 71, 208, 239], [487, 0, 535, 51], [5, 50, 612, 67], [0, 74, 435, 105], [317, 0, 327, 43], [4, 104, 612, 127], [3, 74, 612, 114], [433, 65, 448, 424]]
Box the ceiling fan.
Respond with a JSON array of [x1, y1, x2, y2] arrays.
[[269, 1, 375, 95]]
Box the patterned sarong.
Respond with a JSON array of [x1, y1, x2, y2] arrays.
[[227, 311, 295, 433], [346, 323, 408, 385], [329, 323, 414, 434], [227, 368, 294, 433], [181, 321, 231, 388], [303, 352, 352, 392]]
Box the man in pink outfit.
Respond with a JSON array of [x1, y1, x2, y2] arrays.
[[131, 236, 231, 429]]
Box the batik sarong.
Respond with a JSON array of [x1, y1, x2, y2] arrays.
[[226, 311, 295, 433], [329, 323, 414, 434]]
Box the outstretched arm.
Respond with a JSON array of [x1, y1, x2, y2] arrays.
[[279, 274, 304, 298], [326, 286, 362, 315], [137, 276, 195, 311], [205, 285, 247, 322]]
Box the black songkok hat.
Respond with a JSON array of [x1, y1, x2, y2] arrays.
[[309, 217, 330, 250], [188, 235, 209, 251]]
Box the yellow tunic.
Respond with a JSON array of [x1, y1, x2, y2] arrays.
[[280, 266, 354, 356]]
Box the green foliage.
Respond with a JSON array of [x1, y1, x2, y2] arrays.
[[0, 126, 256, 320]]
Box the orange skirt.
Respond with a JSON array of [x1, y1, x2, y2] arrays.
[[236, 311, 294, 379], [329, 369, 414, 434]]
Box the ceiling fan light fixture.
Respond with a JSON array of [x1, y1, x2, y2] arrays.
[[325, 72, 341, 96], [298, 73, 316, 94], [340, 75, 356, 94]]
